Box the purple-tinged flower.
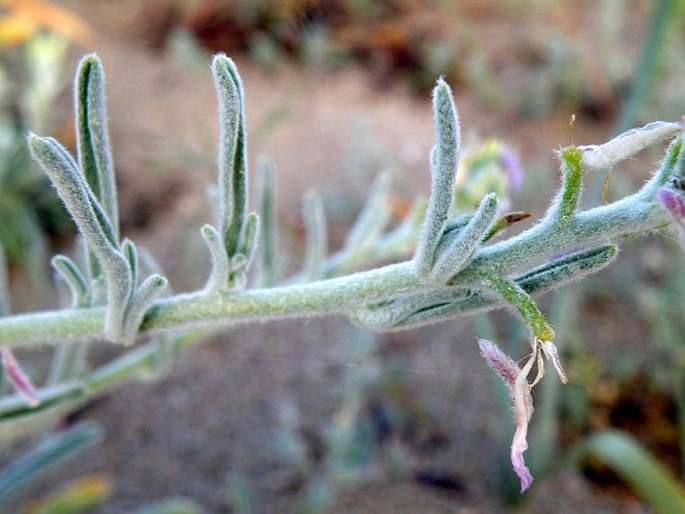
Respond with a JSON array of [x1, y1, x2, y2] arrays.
[[2, 348, 40, 407], [499, 147, 524, 192], [657, 187, 685, 244], [478, 338, 519, 391], [479, 339, 535, 492], [511, 350, 535, 492], [480, 337, 569, 492]]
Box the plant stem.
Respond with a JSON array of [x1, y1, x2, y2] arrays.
[[0, 183, 671, 348]]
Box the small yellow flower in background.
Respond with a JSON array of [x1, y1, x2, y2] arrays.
[[0, 0, 92, 48], [26, 475, 112, 514]]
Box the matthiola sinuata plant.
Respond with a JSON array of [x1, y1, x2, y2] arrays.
[[0, 53, 684, 493]]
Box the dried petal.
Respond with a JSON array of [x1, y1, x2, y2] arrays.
[[540, 340, 568, 384], [2, 348, 40, 407], [478, 338, 535, 492], [512, 351, 535, 492], [512, 419, 533, 492], [478, 338, 518, 392], [579, 121, 682, 171]]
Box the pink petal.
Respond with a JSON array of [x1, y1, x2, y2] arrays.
[[478, 338, 519, 392], [479, 338, 537, 493], [512, 420, 534, 492], [2, 348, 40, 407], [657, 187, 685, 222], [657, 187, 685, 244], [499, 147, 524, 191], [511, 350, 536, 493]]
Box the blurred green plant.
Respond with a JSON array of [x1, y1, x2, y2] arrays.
[[452, 139, 523, 214], [614, 0, 685, 133], [0, 421, 102, 512], [274, 332, 386, 513], [273, 330, 444, 512], [576, 430, 685, 514], [23, 475, 112, 514], [131, 498, 201, 514], [0, 30, 74, 276], [637, 241, 685, 477]]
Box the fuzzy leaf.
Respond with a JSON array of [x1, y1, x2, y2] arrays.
[[75, 54, 118, 233], [344, 171, 393, 251], [28, 134, 132, 341], [51, 255, 89, 307], [121, 275, 168, 344], [302, 189, 327, 281], [428, 192, 498, 283], [201, 224, 229, 292], [121, 239, 138, 289], [212, 54, 248, 256], [238, 212, 259, 272], [414, 79, 460, 277], [257, 158, 277, 287]]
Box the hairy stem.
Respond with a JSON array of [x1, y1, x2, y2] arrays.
[[0, 178, 672, 348]]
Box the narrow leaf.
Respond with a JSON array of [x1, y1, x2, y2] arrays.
[[577, 430, 685, 514], [257, 158, 277, 287], [51, 256, 89, 307], [414, 79, 460, 276], [28, 135, 131, 340], [121, 239, 138, 289], [238, 212, 259, 272], [344, 171, 393, 250], [350, 286, 471, 330], [429, 192, 498, 283], [554, 146, 583, 226], [75, 54, 118, 233], [0, 422, 103, 509], [302, 189, 327, 281], [515, 246, 618, 292], [212, 54, 248, 256], [121, 275, 167, 345], [201, 224, 229, 292], [27, 135, 124, 265]]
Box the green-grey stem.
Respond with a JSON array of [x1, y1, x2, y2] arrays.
[[0, 184, 671, 347]]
